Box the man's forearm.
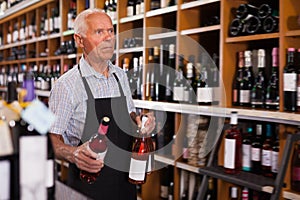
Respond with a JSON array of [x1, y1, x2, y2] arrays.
[[49, 133, 76, 164]]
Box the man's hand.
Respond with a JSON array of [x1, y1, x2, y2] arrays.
[[72, 142, 105, 173], [136, 112, 156, 135]]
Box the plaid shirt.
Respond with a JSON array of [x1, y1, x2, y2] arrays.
[[49, 56, 135, 146]]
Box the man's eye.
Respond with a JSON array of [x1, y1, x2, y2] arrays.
[[96, 30, 103, 34]]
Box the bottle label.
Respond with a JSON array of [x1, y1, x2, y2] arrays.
[[262, 149, 272, 166], [297, 85, 300, 106], [271, 151, 278, 173], [127, 6, 134, 17], [251, 147, 261, 161], [242, 144, 251, 170], [233, 89, 238, 103], [292, 167, 300, 181], [87, 145, 107, 160], [173, 86, 184, 101], [197, 87, 213, 103], [160, 185, 168, 198], [283, 73, 297, 92], [224, 138, 236, 169], [45, 159, 54, 188], [129, 158, 147, 181], [240, 90, 250, 103]]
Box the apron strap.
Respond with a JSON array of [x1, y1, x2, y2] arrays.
[[112, 73, 125, 97]]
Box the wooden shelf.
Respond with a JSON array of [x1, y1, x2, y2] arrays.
[[285, 30, 300, 37], [120, 14, 144, 23], [133, 100, 300, 125], [118, 47, 143, 54], [180, 0, 220, 10], [63, 30, 75, 36], [176, 161, 200, 174], [225, 33, 280, 43], [146, 5, 178, 18], [180, 25, 220, 35], [154, 154, 175, 166], [148, 31, 177, 40]]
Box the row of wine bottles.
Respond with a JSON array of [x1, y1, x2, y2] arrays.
[[103, 0, 118, 22], [0, 73, 56, 200], [229, 3, 279, 36], [224, 112, 280, 178], [229, 186, 271, 200], [0, 0, 25, 14]]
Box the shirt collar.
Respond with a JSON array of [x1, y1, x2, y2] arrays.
[[79, 56, 117, 78]]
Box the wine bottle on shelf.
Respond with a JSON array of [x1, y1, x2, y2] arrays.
[[283, 48, 297, 112], [230, 186, 239, 200], [46, 133, 55, 199], [251, 124, 263, 174], [244, 14, 262, 34], [251, 49, 267, 108], [240, 50, 254, 107], [265, 47, 279, 110], [127, 0, 135, 17], [236, 4, 258, 19], [224, 111, 242, 174], [242, 127, 252, 172], [262, 15, 279, 33], [136, 56, 143, 100], [229, 18, 244, 37], [297, 48, 300, 112], [261, 123, 273, 177], [173, 55, 185, 102], [197, 55, 213, 105], [165, 44, 175, 102], [80, 116, 110, 184], [242, 187, 249, 200], [204, 177, 216, 200], [184, 55, 196, 104], [291, 140, 300, 192], [128, 116, 151, 184], [232, 52, 244, 106], [258, 4, 272, 19], [271, 126, 279, 178]]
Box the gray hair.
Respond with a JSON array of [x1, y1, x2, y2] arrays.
[[73, 8, 107, 37]]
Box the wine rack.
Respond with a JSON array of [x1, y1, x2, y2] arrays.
[[0, 0, 300, 199]]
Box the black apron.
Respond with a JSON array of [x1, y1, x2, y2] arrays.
[[67, 65, 137, 200]]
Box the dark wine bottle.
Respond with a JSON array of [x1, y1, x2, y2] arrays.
[[244, 14, 262, 34], [258, 4, 272, 19], [236, 4, 258, 19], [265, 47, 279, 110], [232, 52, 244, 106], [229, 18, 244, 37], [251, 124, 263, 174], [251, 49, 267, 108], [262, 15, 279, 33], [271, 129, 279, 178], [261, 123, 273, 177], [240, 50, 254, 107], [284, 48, 297, 112], [224, 111, 242, 174], [173, 55, 185, 102], [242, 127, 252, 172]]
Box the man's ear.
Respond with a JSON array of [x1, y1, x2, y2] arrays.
[[74, 34, 84, 48]]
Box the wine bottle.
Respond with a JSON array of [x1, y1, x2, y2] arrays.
[[242, 187, 249, 200], [204, 177, 216, 200], [242, 127, 252, 172], [232, 52, 244, 106], [271, 130, 279, 178], [251, 124, 263, 174], [265, 47, 279, 110], [137, 56, 143, 100], [258, 4, 272, 19], [197, 55, 212, 105], [251, 49, 267, 108], [284, 48, 297, 112], [128, 116, 151, 184], [173, 55, 185, 102], [244, 14, 262, 34], [184, 55, 196, 104], [240, 50, 254, 107], [297, 48, 300, 112], [224, 111, 242, 174], [291, 141, 300, 192], [261, 123, 273, 177], [236, 4, 258, 19], [80, 116, 110, 184], [229, 18, 244, 37], [127, 0, 135, 17], [165, 44, 175, 102], [262, 15, 279, 33]]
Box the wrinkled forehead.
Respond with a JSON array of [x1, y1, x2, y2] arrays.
[[86, 13, 113, 28]]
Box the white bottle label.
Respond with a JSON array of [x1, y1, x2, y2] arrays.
[[129, 158, 147, 181], [251, 147, 261, 161], [283, 73, 297, 92], [242, 144, 251, 169], [262, 149, 272, 166], [240, 90, 250, 103], [271, 151, 279, 173], [45, 160, 54, 188], [173, 86, 184, 101], [0, 161, 10, 200], [127, 6, 134, 17], [224, 138, 236, 169], [197, 87, 213, 103]]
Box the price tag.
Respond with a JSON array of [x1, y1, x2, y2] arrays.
[[0, 120, 13, 156], [21, 99, 56, 135]]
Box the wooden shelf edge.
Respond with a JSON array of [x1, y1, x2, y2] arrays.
[[148, 31, 177, 40], [180, 25, 220, 35], [225, 33, 279, 43], [285, 30, 300, 37], [119, 14, 144, 23], [176, 161, 200, 173], [154, 154, 175, 166], [146, 5, 178, 18], [118, 47, 144, 54], [180, 0, 220, 10], [133, 100, 300, 125]]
